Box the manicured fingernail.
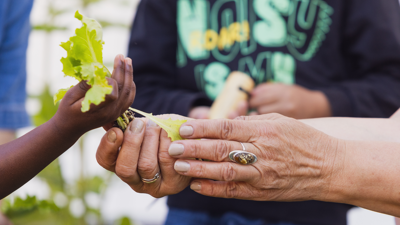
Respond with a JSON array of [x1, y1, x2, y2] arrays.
[[190, 182, 201, 191], [107, 131, 116, 143], [174, 161, 190, 172], [147, 119, 158, 127], [169, 144, 184, 156], [130, 119, 144, 133], [180, 126, 193, 137]]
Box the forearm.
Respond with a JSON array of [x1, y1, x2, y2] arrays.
[[323, 140, 400, 217], [0, 118, 82, 199], [301, 117, 400, 143], [391, 109, 400, 120]]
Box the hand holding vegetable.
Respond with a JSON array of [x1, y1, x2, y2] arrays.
[[53, 55, 135, 136], [96, 115, 192, 198], [0, 11, 135, 199], [249, 83, 331, 119]]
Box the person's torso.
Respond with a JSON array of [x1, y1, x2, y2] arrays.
[[169, 1, 352, 225], [175, 0, 347, 101]]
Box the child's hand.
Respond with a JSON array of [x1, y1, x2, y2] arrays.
[[52, 55, 135, 136]]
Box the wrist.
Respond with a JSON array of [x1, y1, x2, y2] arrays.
[[49, 114, 85, 141], [316, 137, 349, 203]]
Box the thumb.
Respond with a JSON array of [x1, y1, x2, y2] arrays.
[[96, 128, 124, 172]]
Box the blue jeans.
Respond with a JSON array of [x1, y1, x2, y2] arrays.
[[0, 0, 33, 129], [165, 207, 309, 225]]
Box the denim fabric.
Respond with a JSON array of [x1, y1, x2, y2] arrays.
[[0, 0, 33, 129], [165, 207, 311, 225]]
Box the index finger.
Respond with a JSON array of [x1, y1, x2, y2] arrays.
[[179, 119, 261, 142]]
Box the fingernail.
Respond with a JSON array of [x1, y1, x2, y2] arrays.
[[169, 144, 184, 156], [180, 126, 193, 137], [130, 119, 144, 133], [147, 119, 158, 127], [107, 130, 117, 143], [119, 55, 125, 66], [126, 58, 132, 70], [190, 182, 201, 191], [174, 161, 190, 172]]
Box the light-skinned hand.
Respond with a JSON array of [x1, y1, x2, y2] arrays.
[[188, 101, 248, 119], [169, 114, 342, 201], [249, 83, 331, 119]]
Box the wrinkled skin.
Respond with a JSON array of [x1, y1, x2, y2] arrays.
[[97, 115, 193, 198], [171, 114, 342, 201], [97, 113, 341, 201]]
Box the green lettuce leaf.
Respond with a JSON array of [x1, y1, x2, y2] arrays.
[[129, 108, 187, 142], [53, 86, 72, 105], [55, 11, 112, 112]]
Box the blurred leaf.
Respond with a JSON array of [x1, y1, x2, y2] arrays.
[[98, 20, 130, 29], [77, 176, 104, 194], [81, 0, 102, 7], [37, 159, 65, 193], [2, 196, 58, 219], [31, 85, 58, 127], [48, 6, 71, 17], [32, 25, 68, 32], [115, 216, 132, 225]]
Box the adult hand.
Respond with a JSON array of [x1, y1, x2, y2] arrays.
[[249, 83, 331, 119], [96, 115, 192, 198], [169, 114, 344, 201], [188, 101, 248, 119]]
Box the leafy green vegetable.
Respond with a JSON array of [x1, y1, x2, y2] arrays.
[[54, 11, 112, 112], [1, 196, 58, 218], [129, 108, 187, 142]]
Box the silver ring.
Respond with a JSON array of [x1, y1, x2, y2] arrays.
[[229, 143, 257, 165], [240, 142, 246, 151], [142, 172, 160, 184]]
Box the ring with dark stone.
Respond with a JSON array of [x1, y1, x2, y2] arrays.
[[229, 150, 257, 165]]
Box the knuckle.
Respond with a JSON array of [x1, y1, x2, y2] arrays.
[[193, 163, 205, 177], [221, 164, 236, 181], [115, 165, 134, 182], [234, 116, 248, 121], [225, 182, 239, 198], [220, 120, 234, 139], [96, 154, 114, 171], [188, 142, 202, 158], [138, 160, 157, 176], [215, 141, 230, 161], [118, 83, 123, 92], [79, 81, 89, 91]]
